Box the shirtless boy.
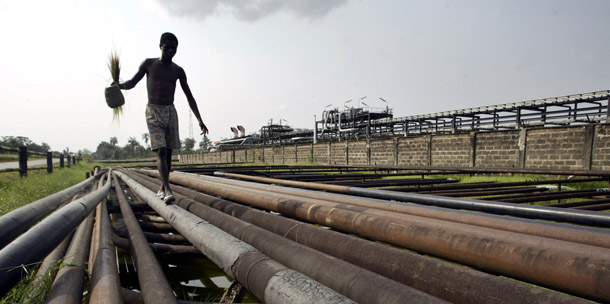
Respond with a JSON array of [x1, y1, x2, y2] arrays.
[[117, 32, 208, 204]]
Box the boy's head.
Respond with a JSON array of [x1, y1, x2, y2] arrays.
[[160, 32, 178, 61], [160, 32, 178, 46]]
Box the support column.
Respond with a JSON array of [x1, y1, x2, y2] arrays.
[[583, 125, 595, 170], [469, 131, 477, 167], [518, 128, 527, 168]]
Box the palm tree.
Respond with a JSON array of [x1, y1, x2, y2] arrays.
[[142, 133, 149, 149], [127, 137, 139, 158], [110, 137, 118, 146]]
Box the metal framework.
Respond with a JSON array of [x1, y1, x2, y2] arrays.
[[318, 90, 610, 139], [215, 90, 610, 149]]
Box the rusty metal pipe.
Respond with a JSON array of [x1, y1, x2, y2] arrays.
[[157, 170, 610, 302], [89, 200, 123, 304], [46, 212, 95, 304], [418, 186, 546, 197], [484, 188, 610, 203], [213, 171, 610, 227], [574, 202, 610, 211], [112, 174, 178, 304], [115, 170, 356, 304], [24, 232, 74, 303], [111, 234, 200, 254], [123, 169, 445, 304], [175, 171, 610, 250], [137, 220, 176, 233], [130, 171, 585, 304]]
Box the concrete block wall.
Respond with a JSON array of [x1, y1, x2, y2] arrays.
[[296, 144, 312, 163], [397, 136, 429, 166], [179, 123, 610, 171], [284, 145, 297, 164], [370, 139, 395, 166], [475, 131, 520, 168], [273, 146, 284, 164], [330, 142, 347, 165], [348, 141, 368, 165], [593, 124, 610, 171], [313, 144, 329, 164], [430, 134, 472, 167]]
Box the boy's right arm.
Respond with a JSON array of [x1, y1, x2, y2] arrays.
[[117, 60, 147, 90]]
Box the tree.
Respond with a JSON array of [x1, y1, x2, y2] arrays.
[[110, 137, 118, 146], [142, 133, 149, 149], [94, 141, 119, 160], [198, 134, 212, 152], [125, 137, 142, 158], [183, 138, 195, 153]]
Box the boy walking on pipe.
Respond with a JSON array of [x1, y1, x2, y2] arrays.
[[116, 32, 208, 204]]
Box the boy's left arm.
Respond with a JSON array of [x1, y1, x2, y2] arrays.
[[179, 70, 208, 135]]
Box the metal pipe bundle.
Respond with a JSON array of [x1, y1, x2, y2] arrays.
[[0, 173, 110, 298], [114, 170, 356, 304], [214, 171, 610, 227], [124, 170, 446, 304], [131, 170, 585, 304], [153, 170, 610, 302]]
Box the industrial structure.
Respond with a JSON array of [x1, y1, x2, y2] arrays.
[[215, 90, 610, 150]]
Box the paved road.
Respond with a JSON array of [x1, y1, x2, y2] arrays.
[[0, 158, 59, 170]]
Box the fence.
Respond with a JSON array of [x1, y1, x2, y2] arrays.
[[0, 145, 78, 176]]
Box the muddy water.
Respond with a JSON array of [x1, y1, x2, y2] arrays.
[[116, 248, 258, 302]]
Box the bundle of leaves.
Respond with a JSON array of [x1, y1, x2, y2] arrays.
[[107, 49, 124, 122]]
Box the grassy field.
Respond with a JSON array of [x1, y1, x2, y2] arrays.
[[0, 162, 101, 216]]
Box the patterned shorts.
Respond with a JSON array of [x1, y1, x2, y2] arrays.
[[146, 104, 181, 150]]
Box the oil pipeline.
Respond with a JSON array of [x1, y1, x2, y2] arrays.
[[1, 164, 610, 303]]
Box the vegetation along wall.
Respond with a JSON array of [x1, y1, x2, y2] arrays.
[[179, 123, 610, 171]]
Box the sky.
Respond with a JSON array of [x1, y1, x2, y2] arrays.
[[1, 0, 609, 153]]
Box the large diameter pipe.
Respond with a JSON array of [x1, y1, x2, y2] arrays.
[[131, 171, 584, 304], [114, 170, 355, 304], [0, 176, 96, 249], [214, 171, 610, 227], [46, 212, 95, 304], [112, 174, 177, 304], [0, 173, 110, 298], [89, 201, 123, 304], [124, 170, 445, 304], [192, 171, 610, 250], [162, 171, 610, 302]]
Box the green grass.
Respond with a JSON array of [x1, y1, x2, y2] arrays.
[[0, 162, 100, 216], [0, 261, 63, 304]]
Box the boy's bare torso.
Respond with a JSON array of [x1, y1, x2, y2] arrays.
[[143, 58, 185, 106]]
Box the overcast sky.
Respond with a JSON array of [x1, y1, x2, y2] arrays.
[[1, 0, 609, 153]]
